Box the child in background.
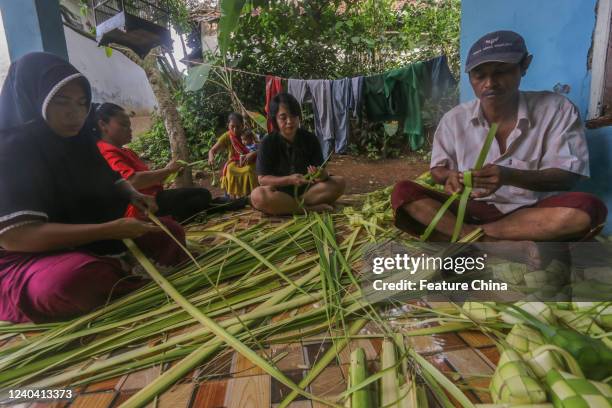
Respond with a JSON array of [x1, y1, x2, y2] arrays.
[[240, 130, 259, 167], [208, 113, 258, 198]]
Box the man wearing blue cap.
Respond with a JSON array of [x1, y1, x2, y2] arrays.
[[392, 31, 607, 243]]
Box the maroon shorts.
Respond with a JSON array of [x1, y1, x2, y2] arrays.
[[391, 180, 608, 239]]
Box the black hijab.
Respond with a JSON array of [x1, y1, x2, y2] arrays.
[[0, 52, 129, 254]]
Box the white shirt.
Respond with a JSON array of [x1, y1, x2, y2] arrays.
[[430, 91, 589, 213]]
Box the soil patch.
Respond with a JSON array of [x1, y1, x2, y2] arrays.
[[195, 154, 430, 196]]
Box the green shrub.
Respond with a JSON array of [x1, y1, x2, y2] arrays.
[[130, 80, 233, 166], [128, 115, 171, 168]]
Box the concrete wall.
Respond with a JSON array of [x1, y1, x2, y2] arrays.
[[64, 25, 157, 118], [460, 0, 612, 233], [0, 15, 9, 86]]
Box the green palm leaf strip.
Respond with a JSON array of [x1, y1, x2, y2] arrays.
[[349, 347, 372, 408], [146, 212, 271, 356], [334, 350, 408, 403], [120, 242, 326, 408], [122, 238, 342, 408], [278, 318, 368, 408], [420, 192, 459, 241], [450, 170, 472, 242], [421, 123, 498, 242], [193, 229, 312, 297], [164, 159, 210, 184], [294, 153, 333, 208], [450, 123, 497, 241], [408, 348, 476, 408]]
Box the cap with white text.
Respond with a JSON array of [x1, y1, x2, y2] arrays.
[[465, 30, 528, 73]]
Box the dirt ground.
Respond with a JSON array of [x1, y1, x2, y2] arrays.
[[196, 154, 430, 196]]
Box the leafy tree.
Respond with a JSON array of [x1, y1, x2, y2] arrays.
[[137, 0, 461, 163], [222, 0, 461, 157]]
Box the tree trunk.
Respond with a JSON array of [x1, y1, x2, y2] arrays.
[[121, 47, 193, 187]]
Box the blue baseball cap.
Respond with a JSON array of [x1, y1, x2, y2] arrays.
[[465, 30, 528, 73]]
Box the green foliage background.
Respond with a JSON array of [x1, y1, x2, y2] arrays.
[[132, 0, 461, 162]]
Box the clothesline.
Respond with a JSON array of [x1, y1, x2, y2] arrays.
[[127, 45, 429, 83], [109, 38, 439, 83], [180, 58, 290, 80], [177, 55, 448, 83], [178, 54, 410, 82], [109, 44, 286, 79]]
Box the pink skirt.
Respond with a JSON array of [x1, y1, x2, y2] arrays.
[[0, 217, 187, 323]]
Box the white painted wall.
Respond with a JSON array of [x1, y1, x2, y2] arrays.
[[64, 25, 157, 116], [0, 15, 10, 88]]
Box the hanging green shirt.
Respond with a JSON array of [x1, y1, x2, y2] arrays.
[[363, 62, 430, 150]]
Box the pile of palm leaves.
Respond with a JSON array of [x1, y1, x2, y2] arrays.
[[0, 189, 610, 408]]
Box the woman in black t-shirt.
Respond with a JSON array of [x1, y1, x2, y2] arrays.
[[252, 93, 346, 215]]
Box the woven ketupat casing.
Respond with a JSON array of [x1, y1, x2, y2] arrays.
[[506, 324, 545, 354], [461, 301, 499, 322], [501, 301, 556, 325], [547, 370, 612, 408], [490, 262, 528, 285], [490, 348, 547, 404]]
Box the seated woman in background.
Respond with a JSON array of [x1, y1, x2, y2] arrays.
[[0, 53, 186, 323], [96, 103, 215, 223], [208, 113, 258, 198], [250, 93, 346, 215]]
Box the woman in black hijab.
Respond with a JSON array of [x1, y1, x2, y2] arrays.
[[0, 52, 186, 323]]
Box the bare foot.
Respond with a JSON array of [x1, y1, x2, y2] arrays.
[[306, 203, 334, 213]]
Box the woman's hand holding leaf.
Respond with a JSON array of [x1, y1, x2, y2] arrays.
[[131, 192, 158, 214], [106, 218, 159, 239]]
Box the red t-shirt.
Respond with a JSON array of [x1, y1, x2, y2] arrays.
[[97, 140, 163, 217]]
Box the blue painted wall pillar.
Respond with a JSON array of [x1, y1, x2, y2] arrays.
[[0, 0, 68, 61]]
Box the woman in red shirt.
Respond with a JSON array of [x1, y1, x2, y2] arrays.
[[95, 103, 216, 222]]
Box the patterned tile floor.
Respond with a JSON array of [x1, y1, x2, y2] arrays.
[[0, 324, 500, 407]]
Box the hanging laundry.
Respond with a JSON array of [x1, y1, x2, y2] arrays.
[[363, 62, 430, 151], [289, 78, 354, 156], [282, 56, 455, 154], [383, 62, 429, 150], [331, 78, 352, 154], [425, 55, 457, 103], [350, 76, 364, 119], [265, 75, 283, 133], [306, 79, 334, 158], [363, 73, 396, 122], [424, 55, 458, 123], [287, 79, 310, 106]]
